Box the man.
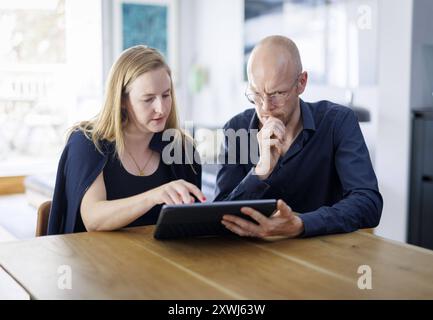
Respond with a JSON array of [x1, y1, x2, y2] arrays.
[[215, 35, 383, 238]]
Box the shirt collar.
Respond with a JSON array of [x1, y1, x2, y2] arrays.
[[248, 111, 260, 130], [300, 99, 316, 132]]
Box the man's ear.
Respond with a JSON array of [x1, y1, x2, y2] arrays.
[[297, 71, 308, 95]]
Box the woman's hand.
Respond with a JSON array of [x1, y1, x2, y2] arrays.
[[149, 179, 206, 205]]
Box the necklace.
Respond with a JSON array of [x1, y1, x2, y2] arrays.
[[126, 149, 153, 176]]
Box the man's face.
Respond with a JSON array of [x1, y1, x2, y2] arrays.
[[248, 64, 301, 127]]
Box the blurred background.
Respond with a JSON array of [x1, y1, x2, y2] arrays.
[[0, 0, 432, 250]]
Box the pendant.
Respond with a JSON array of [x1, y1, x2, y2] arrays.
[[139, 171, 145, 176]]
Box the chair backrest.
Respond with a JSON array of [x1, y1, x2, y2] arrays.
[[36, 200, 51, 237]]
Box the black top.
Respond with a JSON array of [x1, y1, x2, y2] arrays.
[[48, 130, 201, 235], [75, 153, 172, 232]]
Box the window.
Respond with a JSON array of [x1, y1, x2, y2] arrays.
[[0, 0, 103, 176], [244, 0, 378, 86]]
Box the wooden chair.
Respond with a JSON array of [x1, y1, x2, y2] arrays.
[[36, 201, 51, 237]]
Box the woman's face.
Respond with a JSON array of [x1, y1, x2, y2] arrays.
[[124, 67, 172, 134]]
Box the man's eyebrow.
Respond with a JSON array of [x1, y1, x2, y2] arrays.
[[140, 88, 171, 97], [249, 86, 286, 95], [267, 83, 293, 93]]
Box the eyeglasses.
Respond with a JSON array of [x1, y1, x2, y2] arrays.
[[245, 74, 301, 106]]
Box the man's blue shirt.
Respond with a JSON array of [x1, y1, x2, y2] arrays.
[[214, 100, 383, 237]]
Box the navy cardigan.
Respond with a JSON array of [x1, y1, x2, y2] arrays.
[[47, 130, 201, 235]]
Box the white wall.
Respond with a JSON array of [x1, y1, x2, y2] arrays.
[[374, 0, 414, 242], [303, 85, 378, 165], [188, 0, 245, 127], [172, 0, 196, 125]]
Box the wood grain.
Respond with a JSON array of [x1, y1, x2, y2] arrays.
[[0, 231, 233, 299], [247, 231, 433, 299], [0, 226, 432, 299]]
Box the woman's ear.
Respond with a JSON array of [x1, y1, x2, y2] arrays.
[[121, 94, 129, 121], [121, 106, 128, 122], [122, 93, 132, 110]]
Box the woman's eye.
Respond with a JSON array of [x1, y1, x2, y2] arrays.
[[144, 98, 155, 103], [163, 94, 171, 99]]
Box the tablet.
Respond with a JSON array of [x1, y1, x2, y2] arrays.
[[154, 199, 277, 239]]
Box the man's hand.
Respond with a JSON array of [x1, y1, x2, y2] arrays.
[[221, 199, 304, 239], [255, 117, 286, 180]]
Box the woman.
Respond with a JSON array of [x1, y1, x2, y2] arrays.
[[48, 45, 204, 234]]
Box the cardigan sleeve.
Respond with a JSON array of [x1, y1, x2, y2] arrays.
[[48, 131, 107, 234]]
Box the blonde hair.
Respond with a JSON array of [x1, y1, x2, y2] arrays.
[[70, 45, 188, 158]]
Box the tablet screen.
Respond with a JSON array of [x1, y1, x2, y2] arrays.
[[154, 199, 277, 239]]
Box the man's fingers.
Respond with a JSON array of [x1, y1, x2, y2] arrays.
[[262, 120, 285, 142], [277, 199, 293, 217], [271, 210, 281, 217], [266, 124, 285, 141], [270, 128, 284, 142], [261, 127, 273, 139], [265, 117, 285, 131], [260, 138, 283, 158], [268, 139, 284, 155], [222, 214, 261, 235], [264, 116, 285, 128], [240, 207, 269, 225], [221, 220, 252, 237]]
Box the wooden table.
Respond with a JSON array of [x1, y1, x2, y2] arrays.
[[1, 226, 433, 299], [0, 265, 30, 300]]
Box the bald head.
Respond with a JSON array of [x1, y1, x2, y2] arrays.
[[247, 35, 303, 82], [245, 36, 307, 128]]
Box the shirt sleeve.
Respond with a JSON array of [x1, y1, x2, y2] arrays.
[[214, 122, 270, 201], [299, 109, 383, 237], [215, 165, 271, 201]]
